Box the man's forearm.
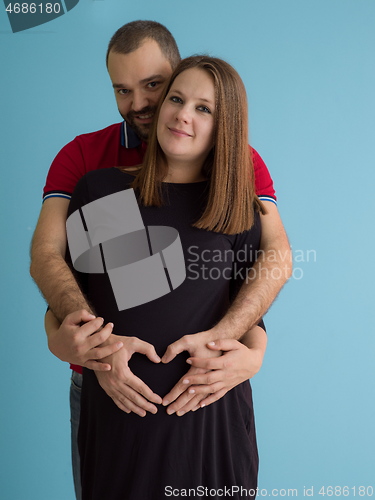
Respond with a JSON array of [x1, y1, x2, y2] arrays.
[[30, 197, 93, 322], [210, 246, 292, 342], [31, 250, 94, 322], [208, 202, 292, 342]]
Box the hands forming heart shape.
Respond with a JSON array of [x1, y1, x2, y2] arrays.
[[48, 309, 265, 418], [95, 329, 222, 417]]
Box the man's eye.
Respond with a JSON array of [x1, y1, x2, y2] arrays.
[[118, 89, 129, 95], [147, 81, 159, 89], [170, 96, 183, 104], [197, 105, 211, 114]]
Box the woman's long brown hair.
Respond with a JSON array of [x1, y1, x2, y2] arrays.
[[131, 55, 265, 234]]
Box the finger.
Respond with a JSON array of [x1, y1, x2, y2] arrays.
[[179, 370, 225, 388], [162, 367, 207, 406], [121, 395, 156, 416], [162, 384, 184, 407], [166, 379, 226, 415], [75, 317, 105, 339], [206, 339, 240, 352], [116, 386, 159, 415], [104, 384, 158, 416], [131, 338, 161, 364], [109, 391, 142, 416], [118, 399, 145, 417], [65, 309, 97, 327], [111, 398, 132, 414], [85, 322, 115, 349], [162, 376, 191, 406], [166, 391, 198, 416], [188, 381, 225, 397], [95, 368, 162, 407], [89, 340, 124, 361], [177, 394, 207, 415], [198, 388, 228, 408], [161, 337, 189, 364], [186, 356, 227, 371], [125, 372, 163, 405], [84, 360, 112, 371]]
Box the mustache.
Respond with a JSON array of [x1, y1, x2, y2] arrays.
[[127, 106, 157, 120]]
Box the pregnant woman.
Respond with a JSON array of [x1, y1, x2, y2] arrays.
[[68, 55, 267, 499]]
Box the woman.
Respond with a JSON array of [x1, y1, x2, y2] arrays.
[[68, 56, 267, 499]]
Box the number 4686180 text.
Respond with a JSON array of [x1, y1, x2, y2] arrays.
[[6, 3, 61, 14]]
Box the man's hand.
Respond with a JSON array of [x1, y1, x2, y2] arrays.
[[161, 326, 267, 416], [96, 337, 163, 417], [46, 309, 124, 371]]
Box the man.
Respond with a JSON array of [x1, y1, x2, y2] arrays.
[[30, 20, 291, 498]]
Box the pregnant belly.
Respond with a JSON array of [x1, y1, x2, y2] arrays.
[[128, 351, 190, 398]]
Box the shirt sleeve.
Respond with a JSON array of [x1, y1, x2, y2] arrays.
[[67, 173, 91, 217], [251, 147, 277, 204], [257, 318, 266, 332], [43, 137, 86, 202]]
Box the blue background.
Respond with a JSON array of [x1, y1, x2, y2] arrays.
[[1, 0, 374, 498]]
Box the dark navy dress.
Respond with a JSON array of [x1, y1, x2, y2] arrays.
[[68, 168, 262, 500]]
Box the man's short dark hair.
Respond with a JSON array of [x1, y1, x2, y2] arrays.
[[106, 20, 181, 70]]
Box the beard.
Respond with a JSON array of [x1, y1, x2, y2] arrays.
[[121, 105, 157, 141]]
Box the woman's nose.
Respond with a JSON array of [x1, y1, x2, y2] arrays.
[[175, 106, 191, 123]]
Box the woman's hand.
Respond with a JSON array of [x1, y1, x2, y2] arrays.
[[161, 326, 267, 415], [161, 331, 221, 415], [95, 336, 163, 417]]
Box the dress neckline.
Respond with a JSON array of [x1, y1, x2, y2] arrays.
[[115, 167, 208, 186]]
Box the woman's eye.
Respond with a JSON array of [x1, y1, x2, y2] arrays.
[[170, 96, 183, 104], [197, 105, 211, 114]]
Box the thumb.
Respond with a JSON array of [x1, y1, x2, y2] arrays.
[[161, 338, 186, 364], [65, 309, 97, 326], [206, 338, 240, 352], [134, 339, 161, 364]]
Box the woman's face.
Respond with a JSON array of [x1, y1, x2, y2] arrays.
[[157, 67, 215, 169]]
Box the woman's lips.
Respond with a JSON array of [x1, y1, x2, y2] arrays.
[[168, 127, 192, 137]]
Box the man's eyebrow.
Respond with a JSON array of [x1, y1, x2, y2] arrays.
[[112, 75, 167, 89], [139, 74, 167, 84]]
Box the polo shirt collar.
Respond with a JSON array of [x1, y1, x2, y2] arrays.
[[121, 121, 142, 149]]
